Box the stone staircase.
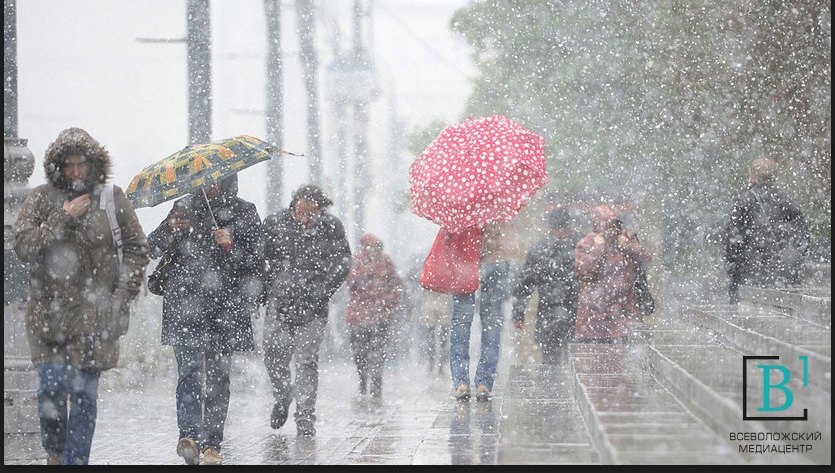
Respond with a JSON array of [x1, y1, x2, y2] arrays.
[[3, 300, 39, 435], [565, 264, 831, 465]]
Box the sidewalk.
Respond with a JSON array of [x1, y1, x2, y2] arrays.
[[6, 343, 554, 465], [7, 292, 828, 464]]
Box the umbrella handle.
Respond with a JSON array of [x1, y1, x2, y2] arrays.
[[201, 187, 220, 231]]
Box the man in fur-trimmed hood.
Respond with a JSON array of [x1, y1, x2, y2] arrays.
[[13, 127, 150, 465]]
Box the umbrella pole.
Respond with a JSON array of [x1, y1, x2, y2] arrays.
[[201, 187, 219, 230]]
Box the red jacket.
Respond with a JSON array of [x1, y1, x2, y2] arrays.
[[574, 205, 651, 340], [346, 234, 403, 327]]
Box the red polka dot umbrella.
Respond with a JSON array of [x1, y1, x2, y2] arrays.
[[409, 115, 548, 234]]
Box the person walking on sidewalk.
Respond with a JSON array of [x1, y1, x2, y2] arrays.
[[147, 174, 263, 465], [450, 219, 520, 401], [345, 233, 403, 399], [512, 208, 582, 364], [721, 158, 810, 304], [261, 184, 352, 436], [574, 204, 651, 344], [13, 128, 150, 465], [421, 288, 452, 375]]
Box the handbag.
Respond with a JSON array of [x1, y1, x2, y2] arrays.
[[147, 252, 173, 296], [420, 226, 484, 295], [634, 264, 655, 316]]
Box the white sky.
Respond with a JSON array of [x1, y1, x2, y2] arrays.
[[15, 0, 474, 267]]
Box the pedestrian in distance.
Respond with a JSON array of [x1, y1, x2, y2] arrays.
[[450, 219, 520, 402], [573, 204, 651, 344], [13, 127, 150, 465], [345, 233, 403, 399], [421, 288, 452, 376], [146, 173, 263, 465], [403, 253, 451, 376], [512, 207, 582, 364], [721, 158, 810, 304], [261, 184, 352, 437]]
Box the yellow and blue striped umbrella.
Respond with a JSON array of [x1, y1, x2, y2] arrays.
[[126, 135, 300, 208]]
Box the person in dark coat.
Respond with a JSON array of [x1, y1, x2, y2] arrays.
[[261, 184, 352, 437], [511, 208, 582, 364], [722, 158, 810, 304], [147, 173, 262, 465], [13, 127, 150, 465], [345, 233, 403, 399]]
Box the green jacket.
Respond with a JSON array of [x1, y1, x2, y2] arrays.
[[13, 128, 150, 370]]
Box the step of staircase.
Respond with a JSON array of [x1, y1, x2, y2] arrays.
[[3, 361, 39, 435], [569, 337, 746, 464], [499, 363, 602, 464], [739, 285, 831, 329], [640, 279, 832, 465], [564, 272, 831, 465]]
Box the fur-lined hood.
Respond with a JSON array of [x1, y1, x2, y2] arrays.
[[43, 127, 112, 194]]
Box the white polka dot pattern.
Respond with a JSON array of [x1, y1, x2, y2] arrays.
[[409, 115, 548, 233]]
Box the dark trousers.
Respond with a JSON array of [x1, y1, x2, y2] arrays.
[[349, 322, 390, 397]]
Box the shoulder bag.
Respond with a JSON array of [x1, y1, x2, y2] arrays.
[[147, 252, 173, 296]]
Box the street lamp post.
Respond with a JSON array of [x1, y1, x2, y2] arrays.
[[4, 0, 39, 436]]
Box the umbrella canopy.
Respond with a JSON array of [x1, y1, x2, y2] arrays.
[[409, 115, 548, 233], [126, 135, 299, 208]]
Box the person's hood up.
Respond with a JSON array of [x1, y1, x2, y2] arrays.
[[360, 233, 383, 253], [43, 127, 111, 194], [548, 207, 571, 230], [592, 204, 621, 233], [215, 173, 239, 201], [191, 173, 239, 220]]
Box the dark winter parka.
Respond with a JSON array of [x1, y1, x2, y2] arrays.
[[261, 197, 352, 327], [722, 182, 809, 288], [511, 229, 583, 334], [147, 174, 262, 352], [13, 127, 150, 370]]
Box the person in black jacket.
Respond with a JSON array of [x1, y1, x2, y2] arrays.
[[511, 208, 582, 364], [147, 174, 263, 465], [722, 158, 810, 304], [261, 184, 352, 436]]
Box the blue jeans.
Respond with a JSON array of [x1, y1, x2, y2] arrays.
[[37, 361, 101, 465], [449, 261, 510, 391], [173, 346, 232, 451]]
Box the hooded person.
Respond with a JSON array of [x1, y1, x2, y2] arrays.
[[345, 233, 403, 398], [146, 172, 263, 465], [573, 204, 651, 343], [13, 127, 150, 465], [511, 207, 583, 364]]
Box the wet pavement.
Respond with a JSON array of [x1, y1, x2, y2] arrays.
[[5, 286, 830, 465], [4, 312, 604, 466], [4, 349, 579, 465]]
